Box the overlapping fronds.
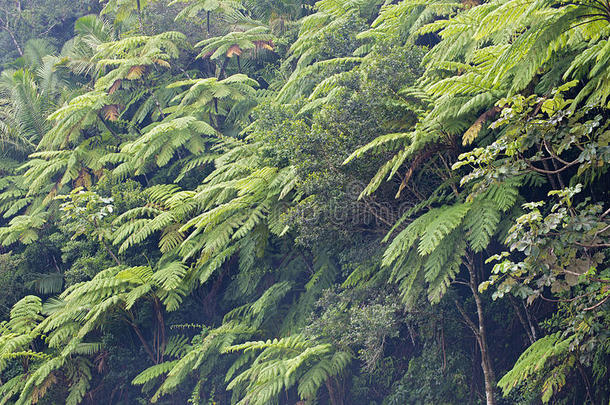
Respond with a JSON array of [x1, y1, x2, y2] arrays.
[[498, 333, 577, 403], [170, 0, 243, 32], [94, 31, 186, 91], [196, 26, 274, 61], [167, 73, 258, 118], [383, 181, 518, 305], [226, 334, 351, 405]]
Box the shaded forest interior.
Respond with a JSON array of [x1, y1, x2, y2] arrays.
[[0, 0, 609, 404]]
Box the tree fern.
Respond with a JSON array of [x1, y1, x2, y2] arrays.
[[498, 333, 577, 403], [225, 334, 351, 405]]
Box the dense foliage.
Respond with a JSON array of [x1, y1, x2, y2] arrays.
[[0, 0, 608, 404]]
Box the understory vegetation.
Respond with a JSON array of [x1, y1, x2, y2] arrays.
[[0, 0, 608, 404]]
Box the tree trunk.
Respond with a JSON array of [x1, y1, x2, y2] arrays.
[[475, 293, 496, 405], [136, 0, 146, 35], [153, 297, 166, 363], [467, 261, 496, 405], [522, 300, 537, 341], [325, 377, 344, 405], [508, 295, 535, 344], [218, 57, 229, 79], [5, 27, 23, 56], [0, 15, 23, 56], [128, 317, 156, 364]]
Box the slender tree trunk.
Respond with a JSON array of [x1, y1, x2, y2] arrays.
[[454, 255, 497, 405], [93, 217, 121, 266], [101, 239, 121, 266], [128, 317, 157, 363], [325, 377, 344, 405], [541, 158, 558, 189], [153, 297, 166, 363], [136, 0, 144, 33], [508, 295, 535, 344], [576, 357, 595, 405], [4, 27, 23, 56], [522, 301, 537, 341], [0, 14, 23, 56], [218, 57, 229, 79], [467, 260, 496, 405], [473, 291, 496, 405]]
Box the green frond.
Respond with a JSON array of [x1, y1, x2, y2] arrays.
[[226, 334, 351, 405], [151, 261, 189, 291], [132, 360, 180, 385], [463, 200, 501, 253], [499, 333, 577, 403], [343, 132, 411, 165], [423, 229, 465, 302]]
